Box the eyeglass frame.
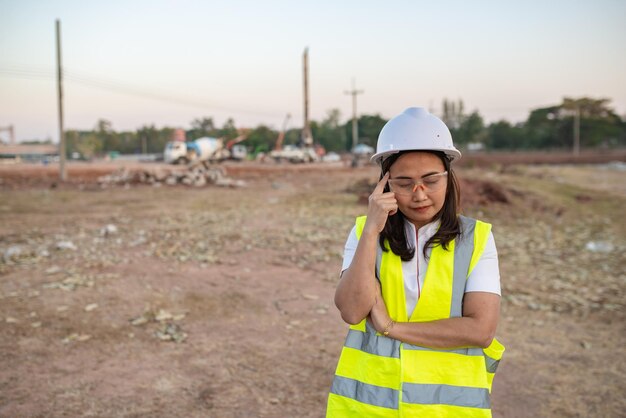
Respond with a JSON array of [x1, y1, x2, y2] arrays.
[[387, 171, 449, 195]]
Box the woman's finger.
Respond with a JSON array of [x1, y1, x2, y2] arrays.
[[372, 172, 390, 195], [373, 198, 398, 209], [383, 204, 398, 214]]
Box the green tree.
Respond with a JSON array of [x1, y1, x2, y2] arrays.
[[188, 117, 218, 139], [345, 114, 387, 151], [116, 131, 138, 154], [246, 125, 277, 154], [94, 119, 123, 152], [21, 139, 53, 145], [453, 111, 486, 146], [65, 130, 102, 158], [157, 127, 176, 152], [282, 128, 301, 147], [525, 97, 625, 149], [485, 121, 523, 149], [137, 125, 159, 153], [562, 97, 624, 147], [218, 118, 239, 140], [312, 109, 347, 152], [524, 105, 561, 149]]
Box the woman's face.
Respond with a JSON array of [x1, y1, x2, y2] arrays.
[[387, 151, 448, 229]]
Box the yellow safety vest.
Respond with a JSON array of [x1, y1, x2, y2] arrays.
[[327, 215, 505, 418]]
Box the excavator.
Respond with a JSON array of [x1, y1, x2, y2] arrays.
[[225, 131, 249, 160]]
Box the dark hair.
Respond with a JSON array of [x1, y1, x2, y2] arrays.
[[379, 151, 461, 261]]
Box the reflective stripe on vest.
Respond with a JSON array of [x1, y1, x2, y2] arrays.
[[326, 216, 505, 418]]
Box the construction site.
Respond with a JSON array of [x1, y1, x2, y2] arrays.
[[2, 6, 625, 416], [2, 59, 625, 417], [0, 151, 625, 417]]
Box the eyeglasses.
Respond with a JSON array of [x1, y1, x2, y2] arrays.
[[387, 171, 448, 195]]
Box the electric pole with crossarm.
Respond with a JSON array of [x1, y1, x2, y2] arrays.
[[344, 78, 364, 151]]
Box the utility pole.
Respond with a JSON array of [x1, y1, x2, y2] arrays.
[[56, 19, 67, 181], [344, 78, 363, 150], [573, 105, 580, 157], [302, 48, 313, 146]]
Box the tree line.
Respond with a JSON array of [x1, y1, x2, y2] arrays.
[[56, 97, 625, 158]]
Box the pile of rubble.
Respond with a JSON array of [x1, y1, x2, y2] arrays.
[[98, 163, 246, 188]]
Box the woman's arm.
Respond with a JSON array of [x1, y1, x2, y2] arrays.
[[335, 173, 398, 324], [369, 289, 500, 348], [334, 228, 379, 324]]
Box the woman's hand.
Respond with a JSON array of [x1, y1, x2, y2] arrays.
[[364, 173, 397, 234], [368, 281, 392, 334], [334, 175, 393, 325]]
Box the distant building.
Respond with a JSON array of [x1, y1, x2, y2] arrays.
[[0, 144, 59, 163]]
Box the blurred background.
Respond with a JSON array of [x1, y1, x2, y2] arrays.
[[1, 0, 625, 156], [0, 1, 625, 417]]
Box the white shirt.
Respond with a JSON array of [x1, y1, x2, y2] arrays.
[[341, 219, 501, 318]]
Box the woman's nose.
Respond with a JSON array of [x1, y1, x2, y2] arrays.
[[412, 185, 428, 200]]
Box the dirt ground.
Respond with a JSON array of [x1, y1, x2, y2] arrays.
[[0, 158, 624, 417]]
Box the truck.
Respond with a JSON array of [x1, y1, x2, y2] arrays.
[[266, 113, 320, 163], [164, 137, 223, 164], [164, 134, 248, 165], [269, 144, 319, 163]]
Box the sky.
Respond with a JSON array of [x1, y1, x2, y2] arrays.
[[1, 0, 625, 143]]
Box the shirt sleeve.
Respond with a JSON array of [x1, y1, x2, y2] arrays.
[[465, 231, 501, 295], [341, 225, 359, 273]]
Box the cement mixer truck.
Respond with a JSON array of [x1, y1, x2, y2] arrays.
[[164, 137, 223, 164], [164, 133, 248, 164]]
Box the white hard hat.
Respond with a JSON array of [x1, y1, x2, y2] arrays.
[[371, 107, 461, 164]]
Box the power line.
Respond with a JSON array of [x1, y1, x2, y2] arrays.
[[0, 68, 55, 80], [0, 65, 286, 121]]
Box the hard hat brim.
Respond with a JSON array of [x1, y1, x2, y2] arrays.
[[371, 148, 462, 164]]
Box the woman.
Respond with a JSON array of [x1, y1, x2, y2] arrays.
[[326, 107, 504, 418]]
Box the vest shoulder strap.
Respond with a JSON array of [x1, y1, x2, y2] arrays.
[[462, 216, 492, 275]]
